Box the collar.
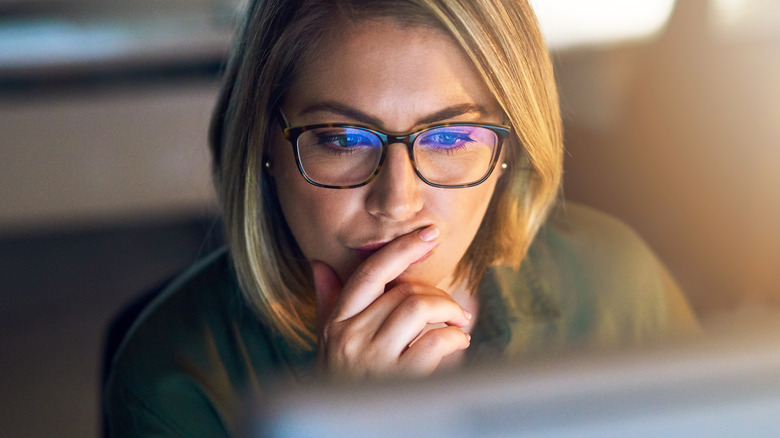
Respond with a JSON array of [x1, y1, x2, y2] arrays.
[[467, 255, 561, 363]]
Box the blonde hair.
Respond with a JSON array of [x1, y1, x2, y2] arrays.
[[209, 0, 563, 348]]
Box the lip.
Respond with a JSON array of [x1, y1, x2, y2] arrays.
[[351, 240, 436, 263], [353, 245, 435, 263], [349, 225, 435, 261], [352, 241, 390, 261]]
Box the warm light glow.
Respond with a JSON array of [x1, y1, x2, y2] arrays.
[[530, 0, 677, 49], [712, 0, 755, 26], [710, 0, 780, 38]]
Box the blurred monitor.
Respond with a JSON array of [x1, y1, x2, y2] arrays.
[[247, 319, 780, 438]]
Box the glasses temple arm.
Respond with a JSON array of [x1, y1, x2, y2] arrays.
[[277, 108, 291, 129]]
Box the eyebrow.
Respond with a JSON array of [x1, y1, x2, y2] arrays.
[[296, 101, 490, 129]]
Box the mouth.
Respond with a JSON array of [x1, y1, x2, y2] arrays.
[[351, 242, 435, 264], [350, 225, 436, 262], [352, 241, 389, 261]]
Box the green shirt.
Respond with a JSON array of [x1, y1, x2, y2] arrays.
[[104, 203, 700, 437]]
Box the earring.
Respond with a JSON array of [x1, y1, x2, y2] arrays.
[[501, 163, 508, 169], [264, 161, 271, 169]]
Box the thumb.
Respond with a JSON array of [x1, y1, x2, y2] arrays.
[[310, 260, 342, 331]]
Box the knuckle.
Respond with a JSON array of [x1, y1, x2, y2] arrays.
[[350, 261, 381, 286], [339, 323, 361, 343], [364, 343, 386, 363], [390, 282, 417, 298], [415, 332, 446, 353], [424, 333, 446, 350], [332, 325, 363, 357], [399, 294, 431, 317], [320, 323, 337, 344], [419, 328, 460, 351], [337, 337, 359, 359]]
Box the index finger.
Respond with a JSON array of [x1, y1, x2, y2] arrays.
[[332, 225, 439, 321]]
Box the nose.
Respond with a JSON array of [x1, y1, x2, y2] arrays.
[[365, 143, 424, 221]]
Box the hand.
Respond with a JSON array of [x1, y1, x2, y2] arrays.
[[311, 225, 472, 380]]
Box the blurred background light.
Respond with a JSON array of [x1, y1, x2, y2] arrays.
[[530, 0, 677, 49], [710, 0, 780, 39]]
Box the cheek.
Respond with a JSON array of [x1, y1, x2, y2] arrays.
[[432, 180, 499, 254], [270, 140, 359, 259], [445, 177, 498, 228], [454, 179, 500, 249], [283, 197, 341, 255], [448, 189, 494, 248]]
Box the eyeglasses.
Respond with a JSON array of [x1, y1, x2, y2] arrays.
[[278, 111, 510, 189]]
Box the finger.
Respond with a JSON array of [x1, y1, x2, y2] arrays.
[[374, 288, 471, 354], [337, 282, 448, 341], [335, 225, 439, 321], [398, 326, 471, 375], [311, 260, 343, 331]]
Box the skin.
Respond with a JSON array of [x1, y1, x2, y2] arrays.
[[269, 19, 506, 378]]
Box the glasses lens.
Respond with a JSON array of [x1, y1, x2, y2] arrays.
[[296, 127, 383, 186], [414, 126, 499, 186]]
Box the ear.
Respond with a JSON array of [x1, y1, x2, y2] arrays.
[[495, 143, 508, 176]]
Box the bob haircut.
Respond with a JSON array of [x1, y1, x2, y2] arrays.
[[209, 0, 563, 348]]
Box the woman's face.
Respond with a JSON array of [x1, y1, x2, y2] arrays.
[[270, 19, 505, 290]]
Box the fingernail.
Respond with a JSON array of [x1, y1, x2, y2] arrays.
[[465, 333, 471, 343], [463, 310, 472, 320], [418, 225, 439, 242]]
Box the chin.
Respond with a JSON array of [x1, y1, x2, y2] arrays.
[[390, 260, 452, 290]]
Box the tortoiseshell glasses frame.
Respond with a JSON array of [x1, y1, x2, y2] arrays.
[[277, 110, 510, 189]]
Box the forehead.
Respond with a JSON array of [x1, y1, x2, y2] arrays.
[[283, 18, 500, 129]]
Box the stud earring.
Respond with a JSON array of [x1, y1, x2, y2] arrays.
[[501, 163, 508, 169], [264, 162, 271, 169]]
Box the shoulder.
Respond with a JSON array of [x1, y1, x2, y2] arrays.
[[512, 202, 700, 351], [538, 202, 651, 264], [531, 202, 668, 290], [112, 248, 248, 367], [103, 248, 302, 437]]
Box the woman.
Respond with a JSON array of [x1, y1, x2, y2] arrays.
[[104, 0, 700, 436]]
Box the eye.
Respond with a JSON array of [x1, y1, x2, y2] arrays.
[[315, 129, 378, 149], [302, 127, 382, 156], [425, 132, 471, 146], [419, 128, 476, 150], [341, 134, 364, 147]]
